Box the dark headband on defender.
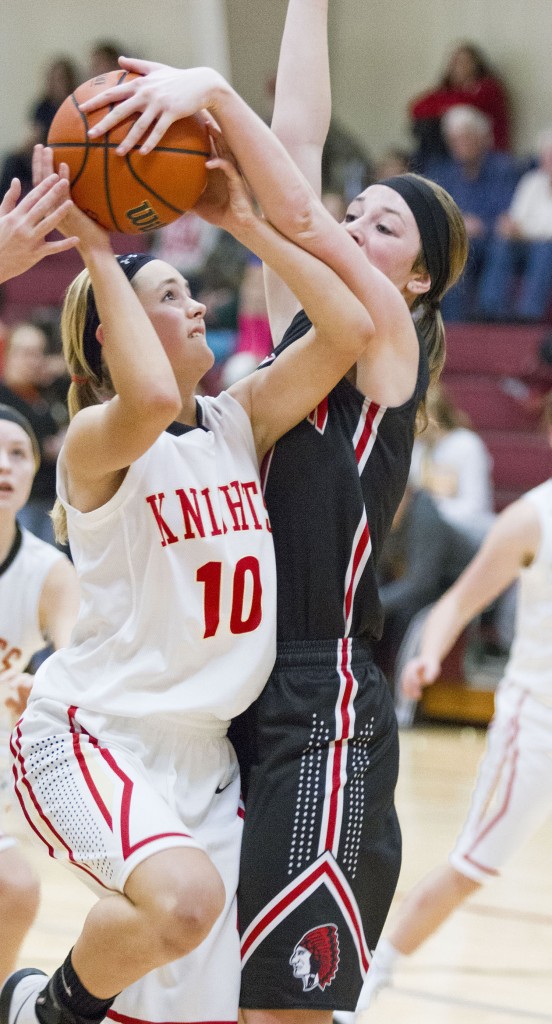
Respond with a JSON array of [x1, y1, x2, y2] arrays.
[[82, 253, 158, 383], [378, 174, 450, 302]]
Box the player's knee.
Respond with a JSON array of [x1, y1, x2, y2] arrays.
[[156, 864, 226, 957], [0, 857, 40, 929]]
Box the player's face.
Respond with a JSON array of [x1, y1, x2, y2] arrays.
[[0, 421, 35, 514], [343, 184, 429, 300], [133, 260, 214, 380]]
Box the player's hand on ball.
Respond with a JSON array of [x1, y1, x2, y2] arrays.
[[80, 57, 224, 157], [400, 655, 441, 700], [32, 145, 111, 253], [195, 134, 256, 234]]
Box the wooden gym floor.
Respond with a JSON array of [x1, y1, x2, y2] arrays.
[[9, 724, 552, 1023]]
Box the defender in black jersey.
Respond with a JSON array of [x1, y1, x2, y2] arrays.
[[234, 310, 429, 1011]]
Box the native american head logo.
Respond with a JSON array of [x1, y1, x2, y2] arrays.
[[289, 923, 340, 992]]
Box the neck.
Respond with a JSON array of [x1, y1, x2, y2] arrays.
[[175, 393, 199, 428]]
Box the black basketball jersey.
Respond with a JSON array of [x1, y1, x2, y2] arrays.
[[261, 310, 430, 642]]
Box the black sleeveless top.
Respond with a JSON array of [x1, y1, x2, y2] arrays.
[[261, 310, 430, 642]]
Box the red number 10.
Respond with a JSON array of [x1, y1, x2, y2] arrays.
[[196, 556, 263, 638]]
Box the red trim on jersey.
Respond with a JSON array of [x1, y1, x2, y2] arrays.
[[108, 1014, 235, 1024], [462, 690, 526, 872], [307, 396, 329, 434], [341, 401, 383, 634], [10, 722, 115, 891], [67, 707, 192, 859], [318, 640, 358, 857]]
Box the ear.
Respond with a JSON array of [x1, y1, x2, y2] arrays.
[[96, 323, 104, 347], [406, 271, 431, 299]]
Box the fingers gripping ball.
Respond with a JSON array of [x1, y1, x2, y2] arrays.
[[47, 70, 210, 234]]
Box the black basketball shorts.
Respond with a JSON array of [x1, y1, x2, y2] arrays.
[[234, 637, 401, 1012]]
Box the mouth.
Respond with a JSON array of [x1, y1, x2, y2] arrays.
[[189, 323, 205, 340]]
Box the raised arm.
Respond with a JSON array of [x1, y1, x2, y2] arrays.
[[32, 148, 181, 499], [262, 0, 332, 335], [400, 497, 540, 700]]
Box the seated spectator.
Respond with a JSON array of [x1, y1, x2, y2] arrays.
[[410, 383, 495, 544], [0, 119, 43, 199], [426, 105, 520, 321], [409, 41, 511, 171], [148, 212, 220, 296], [87, 40, 124, 78], [374, 147, 413, 180], [29, 55, 80, 141], [478, 127, 552, 322], [0, 321, 66, 545], [375, 484, 479, 694]]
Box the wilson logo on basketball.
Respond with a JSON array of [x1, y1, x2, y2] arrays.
[[125, 200, 164, 232]]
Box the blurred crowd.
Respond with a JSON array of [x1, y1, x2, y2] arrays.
[[2, 35, 552, 696]]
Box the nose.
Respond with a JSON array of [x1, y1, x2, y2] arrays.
[[188, 297, 207, 319], [344, 220, 364, 248], [0, 448, 11, 471]]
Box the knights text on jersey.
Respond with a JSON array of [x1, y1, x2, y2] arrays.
[[30, 391, 277, 723], [261, 310, 429, 641]]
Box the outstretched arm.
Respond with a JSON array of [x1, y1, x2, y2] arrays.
[[265, 0, 331, 338], [400, 497, 540, 700], [0, 174, 79, 283]]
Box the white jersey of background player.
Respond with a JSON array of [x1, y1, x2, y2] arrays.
[[0, 404, 79, 985], [349, 393, 552, 1020], [1, 125, 374, 1024]]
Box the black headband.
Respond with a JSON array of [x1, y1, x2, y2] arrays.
[[0, 404, 41, 469], [377, 174, 450, 301], [83, 253, 159, 382]]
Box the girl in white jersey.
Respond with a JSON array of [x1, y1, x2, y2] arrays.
[[0, 129, 374, 1024], [0, 405, 79, 984], [353, 393, 552, 1017]]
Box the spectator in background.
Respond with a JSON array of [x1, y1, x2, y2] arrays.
[[479, 127, 552, 323], [0, 120, 43, 199], [410, 383, 495, 544], [409, 41, 511, 171], [375, 482, 479, 695], [88, 40, 123, 78], [374, 147, 413, 180], [148, 212, 220, 297], [0, 322, 66, 545], [427, 105, 520, 321], [29, 55, 80, 140]]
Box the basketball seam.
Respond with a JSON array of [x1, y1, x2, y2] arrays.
[[66, 96, 90, 187]]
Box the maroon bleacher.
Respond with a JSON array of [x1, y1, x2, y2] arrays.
[[441, 322, 552, 509], [1, 231, 150, 325]]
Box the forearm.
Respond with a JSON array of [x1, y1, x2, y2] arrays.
[[84, 246, 178, 405], [234, 211, 372, 349], [417, 589, 468, 667], [271, 0, 331, 161]]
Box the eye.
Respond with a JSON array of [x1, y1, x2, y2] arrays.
[[376, 223, 393, 235], [162, 288, 176, 301], [344, 212, 358, 223]]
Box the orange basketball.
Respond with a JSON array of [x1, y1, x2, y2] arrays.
[[47, 70, 210, 234]]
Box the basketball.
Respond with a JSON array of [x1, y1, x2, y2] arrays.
[[47, 70, 210, 234]]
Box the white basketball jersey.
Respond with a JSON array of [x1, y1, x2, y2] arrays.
[[0, 527, 63, 676], [31, 392, 277, 724], [505, 478, 552, 697]]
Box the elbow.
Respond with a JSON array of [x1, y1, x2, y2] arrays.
[[144, 382, 182, 424]]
